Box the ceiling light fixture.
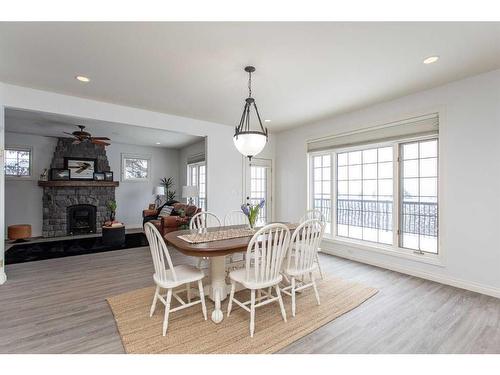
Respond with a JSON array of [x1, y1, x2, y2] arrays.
[[75, 75, 90, 83], [156, 142, 161, 145], [233, 66, 268, 160], [423, 56, 439, 65], [264, 119, 271, 123]]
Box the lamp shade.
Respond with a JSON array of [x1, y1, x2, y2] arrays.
[[233, 133, 267, 158], [153, 186, 165, 196], [182, 185, 199, 198]]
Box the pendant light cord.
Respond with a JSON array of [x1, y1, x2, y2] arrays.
[[248, 70, 252, 98]]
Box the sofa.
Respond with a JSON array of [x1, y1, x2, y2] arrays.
[[142, 202, 201, 236]]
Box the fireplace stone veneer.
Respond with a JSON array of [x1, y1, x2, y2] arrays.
[[41, 138, 116, 238], [42, 186, 114, 237]]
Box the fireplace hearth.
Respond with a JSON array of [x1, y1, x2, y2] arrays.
[[67, 204, 97, 235]]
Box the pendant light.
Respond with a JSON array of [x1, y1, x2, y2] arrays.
[[233, 66, 268, 160]]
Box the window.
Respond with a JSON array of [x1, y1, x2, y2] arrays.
[[4, 146, 32, 178], [122, 154, 151, 181], [337, 146, 393, 244], [308, 136, 439, 256], [250, 164, 268, 225], [400, 139, 438, 253], [311, 154, 332, 234], [187, 161, 207, 210]]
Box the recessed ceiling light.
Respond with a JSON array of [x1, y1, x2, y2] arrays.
[[156, 142, 161, 145], [264, 119, 271, 123], [75, 75, 90, 83], [423, 56, 439, 65]]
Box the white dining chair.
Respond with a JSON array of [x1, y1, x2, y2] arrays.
[[190, 211, 222, 269], [300, 209, 326, 279], [227, 223, 291, 337], [281, 219, 324, 317], [223, 210, 250, 227], [144, 222, 207, 336]]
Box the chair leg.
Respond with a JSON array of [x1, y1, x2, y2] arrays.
[[162, 289, 173, 336], [316, 252, 325, 280], [291, 277, 296, 317], [310, 272, 321, 305], [186, 282, 191, 303], [227, 282, 236, 316], [250, 289, 256, 337], [275, 285, 287, 322], [150, 285, 160, 317], [198, 279, 207, 320]]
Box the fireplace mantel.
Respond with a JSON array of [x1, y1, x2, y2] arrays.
[[38, 180, 119, 188]]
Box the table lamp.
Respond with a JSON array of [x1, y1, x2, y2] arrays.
[[153, 186, 165, 208], [182, 185, 199, 205]]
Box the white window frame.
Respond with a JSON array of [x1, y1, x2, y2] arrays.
[[187, 161, 207, 210], [121, 153, 151, 182], [308, 134, 441, 265], [4, 145, 33, 180]]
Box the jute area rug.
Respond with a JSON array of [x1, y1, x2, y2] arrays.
[[106, 277, 377, 354]]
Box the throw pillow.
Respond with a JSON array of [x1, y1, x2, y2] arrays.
[[158, 205, 174, 217]]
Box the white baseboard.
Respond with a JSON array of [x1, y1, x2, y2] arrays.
[[322, 247, 500, 299]]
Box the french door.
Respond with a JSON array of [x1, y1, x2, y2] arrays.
[[244, 158, 272, 225]]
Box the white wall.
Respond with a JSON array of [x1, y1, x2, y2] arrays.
[[4, 132, 181, 234], [275, 69, 500, 297], [4, 133, 57, 237]]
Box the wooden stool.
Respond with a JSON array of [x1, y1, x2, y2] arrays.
[[8, 224, 32, 242]]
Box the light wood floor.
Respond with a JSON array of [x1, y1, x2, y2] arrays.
[[1, 246, 499, 354]]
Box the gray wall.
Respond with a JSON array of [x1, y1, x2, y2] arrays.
[[5, 132, 181, 235]]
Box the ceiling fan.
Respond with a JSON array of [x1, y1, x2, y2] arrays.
[[63, 125, 111, 146]]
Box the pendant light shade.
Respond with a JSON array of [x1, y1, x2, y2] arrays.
[[233, 66, 268, 160]]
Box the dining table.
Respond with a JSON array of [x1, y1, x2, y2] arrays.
[[164, 223, 296, 324]]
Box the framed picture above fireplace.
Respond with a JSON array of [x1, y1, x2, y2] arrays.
[[50, 168, 70, 181], [64, 157, 97, 180]]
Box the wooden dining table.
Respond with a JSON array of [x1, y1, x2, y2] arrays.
[[164, 224, 295, 324]]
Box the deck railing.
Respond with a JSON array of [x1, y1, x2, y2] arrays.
[[313, 198, 438, 237]]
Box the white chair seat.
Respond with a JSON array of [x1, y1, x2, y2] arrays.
[[154, 264, 204, 288], [284, 263, 317, 277], [229, 268, 283, 289]]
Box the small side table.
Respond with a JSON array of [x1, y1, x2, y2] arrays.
[[102, 225, 126, 247]]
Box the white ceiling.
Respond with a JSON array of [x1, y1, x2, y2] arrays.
[[0, 22, 499, 131], [5, 108, 202, 148]]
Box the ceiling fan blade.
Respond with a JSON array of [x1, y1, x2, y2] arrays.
[[91, 139, 110, 146], [91, 137, 111, 140], [63, 132, 76, 136]]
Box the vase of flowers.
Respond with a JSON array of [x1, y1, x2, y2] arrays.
[[241, 199, 265, 229]]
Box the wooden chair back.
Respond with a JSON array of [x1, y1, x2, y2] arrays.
[[189, 211, 222, 230], [224, 210, 250, 227], [144, 222, 176, 282], [287, 219, 324, 273], [245, 223, 291, 284]]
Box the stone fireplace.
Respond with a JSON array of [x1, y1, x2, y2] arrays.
[[40, 138, 118, 238]]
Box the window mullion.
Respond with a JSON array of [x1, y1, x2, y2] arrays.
[[393, 144, 401, 247], [331, 151, 337, 237]]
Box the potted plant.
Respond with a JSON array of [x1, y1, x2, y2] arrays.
[[107, 200, 117, 221], [160, 177, 176, 202]]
